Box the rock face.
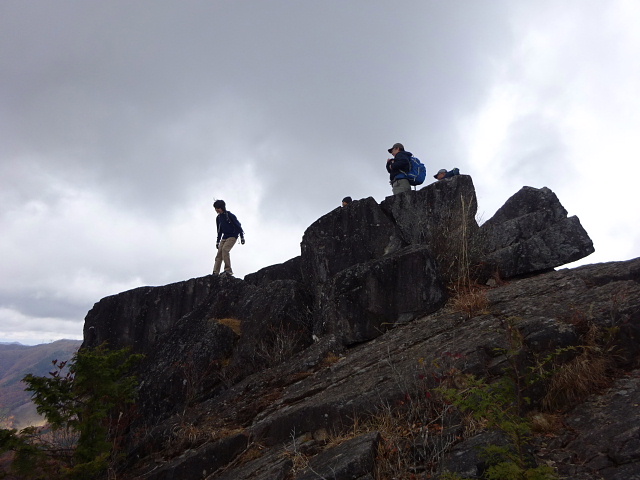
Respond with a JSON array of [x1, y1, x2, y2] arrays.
[[83, 276, 217, 354], [300, 196, 404, 287], [479, 186, 595, 278], [318, 245, 446, 343], [380, 173, 479, 248], [74, 176, 623, 480]]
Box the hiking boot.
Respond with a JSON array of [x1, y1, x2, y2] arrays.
[[220, 271, 234, 277]]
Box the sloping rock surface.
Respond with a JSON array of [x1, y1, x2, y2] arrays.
[[115, 258, 640, 480], [544, 370, 640, 480]]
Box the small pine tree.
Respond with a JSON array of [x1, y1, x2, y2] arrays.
[[1, 344, 143, 479]]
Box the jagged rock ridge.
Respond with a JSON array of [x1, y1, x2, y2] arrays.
[[78, 176, 640, 480]]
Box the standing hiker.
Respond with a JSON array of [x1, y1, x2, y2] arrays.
[[386, 142, 413, 194], [213, 200, 244, 276]]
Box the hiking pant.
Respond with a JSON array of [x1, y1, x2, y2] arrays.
[[392, 178, 411, 195], [213, 237, 237, 274]]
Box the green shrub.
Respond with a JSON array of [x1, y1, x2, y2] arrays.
[[437, 319, 558, 480]]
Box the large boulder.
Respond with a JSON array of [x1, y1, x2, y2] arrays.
[[478, 186, 594, 279], [317, 244, 447, 344], [381, 175, 479, 284], [380, 174, 479, 247], [82, 276, 216, 354], [230, 279, 314, 371], [300, 197, 404, 290]]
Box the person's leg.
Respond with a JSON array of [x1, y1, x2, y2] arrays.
[[213, 244, 223, 274], [220, 237, 238, 274], [392, 178, 411, 194]]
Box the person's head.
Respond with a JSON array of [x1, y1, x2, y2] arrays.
[[342, 196, 352, 207], [387, 143, 404, 156], [213, 199, 226, 213], [434, 169, 447, 180]]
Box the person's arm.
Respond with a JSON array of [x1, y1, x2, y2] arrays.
[[229, 212, 245, 244], [393, 153, 410, 173], [216, 216, 222, 247]]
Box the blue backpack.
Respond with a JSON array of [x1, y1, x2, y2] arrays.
[[405, 156, 427, 186]]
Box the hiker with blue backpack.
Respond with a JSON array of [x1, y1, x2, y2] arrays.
[[386, 143, 427, 194]]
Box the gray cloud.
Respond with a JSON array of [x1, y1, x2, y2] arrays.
[[1, 0, 639, 344], [502, 113, 574, 182]]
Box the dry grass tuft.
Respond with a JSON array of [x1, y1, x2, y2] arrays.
[[450, 286, 490, 319], [542, 350, 611, 411], [282, 448, 309, 474], [216, 317, 242, 335], [460, 413, 488, 438], [167, 422, 245, 454], [321, 352, 341, 367], [543, 319, 616, 411], [166, 422, 213, 455], [361, 399, 459, 479]]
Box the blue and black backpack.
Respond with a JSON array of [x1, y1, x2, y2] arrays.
[[404, 156, 427, 186]]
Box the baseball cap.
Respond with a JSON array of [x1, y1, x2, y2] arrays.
[[387, 143, 404, 154]]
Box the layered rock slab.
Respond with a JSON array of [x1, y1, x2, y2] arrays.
[[479, 186, 594, 278]]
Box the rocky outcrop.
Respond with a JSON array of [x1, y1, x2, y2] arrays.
[[83, 177, 593, 356], [75, 176, 616, 479], [380, 173, 479, 248], [478, 186, 595, 278], [83, 276, 217, 354], [318, 244, 446, 344], [301, 196, 404, 287], [132, 276, 314, 420]]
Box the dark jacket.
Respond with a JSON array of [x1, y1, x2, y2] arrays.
[[216, 211, 244, 242], [386, 150, 413, 181]]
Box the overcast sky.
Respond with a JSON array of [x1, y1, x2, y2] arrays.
[[2, 0, 639, 345]]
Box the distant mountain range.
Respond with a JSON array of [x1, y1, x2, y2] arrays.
[[0, 339, 81, 429]]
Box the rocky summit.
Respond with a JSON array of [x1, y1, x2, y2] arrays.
[[81, 176, 640, 479]]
